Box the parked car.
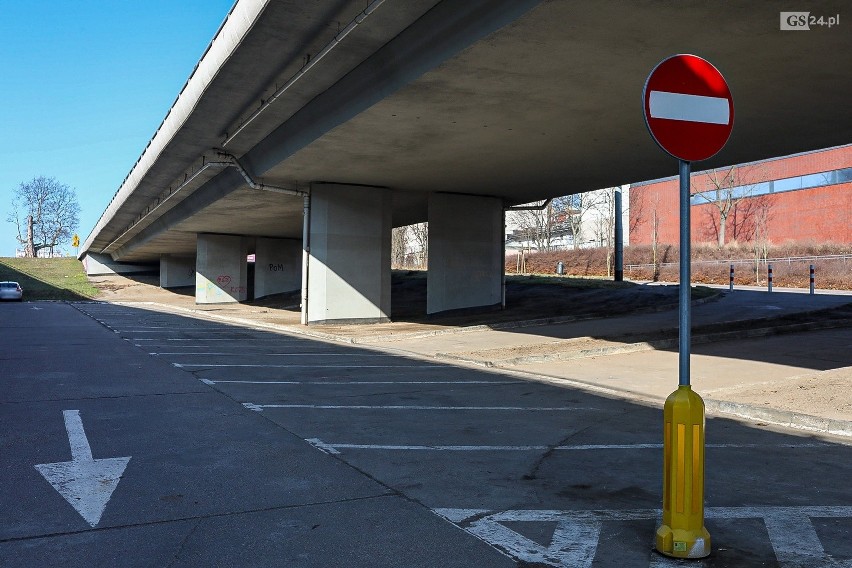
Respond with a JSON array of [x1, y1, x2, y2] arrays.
[[0, 281, 23, 301]]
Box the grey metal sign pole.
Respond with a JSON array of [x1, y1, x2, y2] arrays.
[[614, 186, 624, 281], [679, 160, 691, 386]]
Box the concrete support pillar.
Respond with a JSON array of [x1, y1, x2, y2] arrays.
[[160, 255, 195, 288], [254, 237, 301, 299], [305, 184, 391, 324], [427, 193, 503, 314], [195, 234, 249, 304]]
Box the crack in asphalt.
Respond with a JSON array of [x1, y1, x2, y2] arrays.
[[520, 408, 627, 482]]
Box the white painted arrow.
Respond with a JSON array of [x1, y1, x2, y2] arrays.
[[35, 410, 131, 527]]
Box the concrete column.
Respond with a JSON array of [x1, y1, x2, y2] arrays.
[[195, 234, 249, 304], [306, 184, 391, 324], [160, 255, 195, 288], [254, 237, 301, 299], [427, 193, 503, 314]]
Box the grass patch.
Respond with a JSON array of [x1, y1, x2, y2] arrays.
[[692, 285, 717, 300], [0, 257, 101, 300], [507, 273, 636, 290]]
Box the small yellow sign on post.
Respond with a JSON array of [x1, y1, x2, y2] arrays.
[[72, 234, 80, 248]]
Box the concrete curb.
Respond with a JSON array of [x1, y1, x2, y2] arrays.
[[435, 318, 852, 367], [496, 368, 852, 439], [704, 399, 852, 438]]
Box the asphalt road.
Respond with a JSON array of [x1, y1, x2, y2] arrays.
[[1, 301, 851, 567]]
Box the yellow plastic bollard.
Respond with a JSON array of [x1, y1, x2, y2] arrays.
[[656, 385, 711, 558]]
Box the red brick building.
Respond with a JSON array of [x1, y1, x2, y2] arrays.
[[629, 145, 852, 246]]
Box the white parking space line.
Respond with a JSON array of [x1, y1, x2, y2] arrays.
[[174, 363, 447, 368], [109, 326, 225, 329], [437, 507, 852, 568], [244, 403, 597, 412], [152, 352, 394, 357], [137, 345, 223, 348], [306, 439, 829, 454], [109, 327, 231, 331], [202, 379, 514, 385], [112, 328, 229, 332], [132, 338, 287, 342]]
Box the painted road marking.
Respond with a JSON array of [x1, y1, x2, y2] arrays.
[[202, 379, 514, 385], [34, 410, 131, 528], [131, 338, 291, 342], [436, 507, 852, 568], [244, 403, 596, 412], [113, 329, 259, 333], [136, 344, 216, 348], [306, 438, 829, 454], [109, 326, 231, 330], [152, 352, 393, 357], [109, 326, 232, 330], [174, 363, 447, 368]]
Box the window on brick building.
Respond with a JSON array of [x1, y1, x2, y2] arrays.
[[691, 166, 852, 206]]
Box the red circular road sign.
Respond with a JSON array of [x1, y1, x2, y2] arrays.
[[643, 54, 734, 162]]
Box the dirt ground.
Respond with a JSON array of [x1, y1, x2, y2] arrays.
[[705, 367, 852, 423], [88, 272, 689, 335]]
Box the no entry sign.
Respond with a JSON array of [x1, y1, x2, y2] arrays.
[[643, 54, 735, 559], [643, 54, 734, 162]]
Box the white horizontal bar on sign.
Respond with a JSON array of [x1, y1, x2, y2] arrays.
[[649, 90, 730, 124]]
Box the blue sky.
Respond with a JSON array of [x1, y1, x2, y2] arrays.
[[0, 1, 235, 257]]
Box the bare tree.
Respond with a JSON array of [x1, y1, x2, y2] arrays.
[[409, 222, 428, 269], [589, 188, 618, 276], [693, 166, 761, 247], [391, 226, 409, 269], [508, 205, 551, 252], [649, 193, 663, 281], [8, 177, 80, 257], [564, 192, 594, 250], [751, 194, 776, 283], [507, 198, 573, 252]]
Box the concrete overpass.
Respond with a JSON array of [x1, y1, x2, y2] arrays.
[[81, 0, 852, 323]]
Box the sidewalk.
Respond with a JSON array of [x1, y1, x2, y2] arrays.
[[95, 276, 852, 438]]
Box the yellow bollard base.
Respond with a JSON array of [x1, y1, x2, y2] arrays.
[[655, 524, 711, 559]]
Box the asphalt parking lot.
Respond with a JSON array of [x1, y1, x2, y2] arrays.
[[1, 301, 851, 567]]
